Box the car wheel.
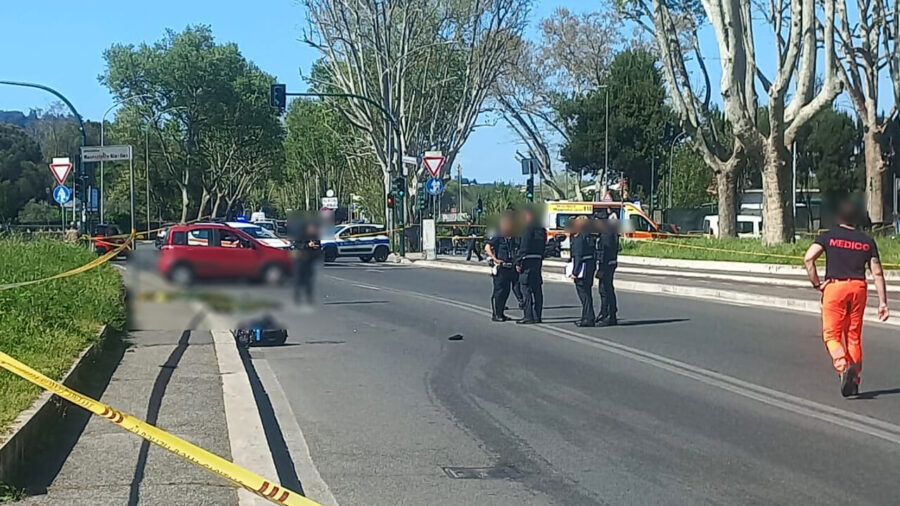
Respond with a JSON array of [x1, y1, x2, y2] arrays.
[[324, 246, 338, 262], [170, 264, 194, 286], [261, 263, 285, 285], [373, 245, 389, 263], [359, 255, 373, 263]]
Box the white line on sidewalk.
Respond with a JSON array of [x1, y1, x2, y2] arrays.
[[326, 274, 900, 447]]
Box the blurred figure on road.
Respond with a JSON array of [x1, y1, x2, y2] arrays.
[[595, 216, 619, 326], [65, 223, 79, 244], [292, 219, 321, 306], [465, 219, 483, 262], [516, 207, 546, 324], [804, 199, 889, 397], [569, 216, 596, 327], [485, 212, 519, 322]]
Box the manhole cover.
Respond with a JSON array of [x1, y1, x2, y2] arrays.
[[442, 466, 522, 480]]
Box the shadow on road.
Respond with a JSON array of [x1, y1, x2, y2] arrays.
[[617, 318, 690, 327], [323, 300, 390, 306], [852, 387, 900, 400]]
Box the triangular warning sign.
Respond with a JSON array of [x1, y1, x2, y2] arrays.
[[49, 162, 73, 185], [423, 156, 445, 177]]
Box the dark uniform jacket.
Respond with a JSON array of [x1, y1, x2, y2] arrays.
[[488, 235, 519, 267], [596, 228, 619, 267], [570, 233, 596, 276], [517, 224, 547, 264]]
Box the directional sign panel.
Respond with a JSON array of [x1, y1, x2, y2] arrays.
[[423, 156, 445, 177], [81, 145, 132, 163], [53, 185, 72, 205], [49, 157, 72, 185], [426, 177, 444, 196]]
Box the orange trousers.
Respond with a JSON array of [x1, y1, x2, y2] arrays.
[[821, 279, 868, 374]]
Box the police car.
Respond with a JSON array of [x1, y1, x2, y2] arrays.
[[226, 221, 292, 249], [321, 223, 391, 262]]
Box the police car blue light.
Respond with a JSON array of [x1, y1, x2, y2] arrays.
[[321, 223, 391, 263]]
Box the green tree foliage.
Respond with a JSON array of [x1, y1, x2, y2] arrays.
[[794, 109, 861, 199], [557, 48, 674, 195], [659, 145, 714, 208], [17, 200, 59, 224], [0, 124, 51, 221], [102, 26, 283, 222]]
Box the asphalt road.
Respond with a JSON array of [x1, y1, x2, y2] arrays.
[[130, 248, 900, 505]]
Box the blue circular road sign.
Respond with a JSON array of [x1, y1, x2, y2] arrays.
[[53, 185, 72, 205], [426, 177, 444, 196]]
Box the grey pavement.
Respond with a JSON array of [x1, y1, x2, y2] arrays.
[[227, 259, 900, 505], [19, 267, 238, 505]]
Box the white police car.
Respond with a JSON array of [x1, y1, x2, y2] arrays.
[[321, 223, 391, 262]]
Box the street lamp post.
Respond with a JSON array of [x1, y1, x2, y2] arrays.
[[594, 84, 610, 202], [100, 94, 151, 223], [668, 131, 688, 212], [145, 107, 186, 231]]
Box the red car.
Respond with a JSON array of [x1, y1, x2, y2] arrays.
[[158, 223, 292, 285], [93, 224, 130, 256]]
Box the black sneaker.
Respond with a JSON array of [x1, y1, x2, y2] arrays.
[[575, 320, 595, 327], [516, 318, 536, 325], [840, 366, 858, 397], [596, 318, 618, 327]]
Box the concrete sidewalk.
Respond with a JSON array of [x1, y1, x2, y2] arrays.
[[19, 280, 237, 505]]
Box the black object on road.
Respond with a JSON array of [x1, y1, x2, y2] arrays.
[[232, 314, 288, 348]]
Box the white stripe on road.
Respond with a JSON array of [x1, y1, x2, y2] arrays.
[[327, 274, 900, 447]]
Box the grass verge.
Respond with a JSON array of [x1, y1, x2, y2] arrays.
[[0, 238, 125, 434], [622, 236, 900, 268]]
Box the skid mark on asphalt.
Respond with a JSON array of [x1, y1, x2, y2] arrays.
[[325, 273, 900, 447]]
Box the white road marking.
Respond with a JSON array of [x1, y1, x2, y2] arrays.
[[328, 274, 900, 446]]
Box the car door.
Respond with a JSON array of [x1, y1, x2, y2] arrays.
[[213, 228, 258, 278], [355, 226, 378, 254], [184, 227, 217, 276], [337, 226, 361, 255]]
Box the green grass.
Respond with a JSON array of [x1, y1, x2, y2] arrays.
[[622, 236, 900, 268], [0, 238, 125, 434]]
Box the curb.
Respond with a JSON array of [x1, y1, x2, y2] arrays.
[[0, 325, 118, 488], [202, 307, 286, 506], [415, 260, 899, 328]]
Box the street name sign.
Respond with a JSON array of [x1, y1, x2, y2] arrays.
[[49, 157, 72, 185], [81, 145, 132, 163]]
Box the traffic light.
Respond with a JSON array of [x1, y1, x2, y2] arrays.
[[416, 183, 427, 210], [651, 192, 658, 211], [525, 177, 534, 202], [270, 84, 287, 112], [387, 193, 395, 209], [392, 176, 406, 199], [476, 198, 483, 214]]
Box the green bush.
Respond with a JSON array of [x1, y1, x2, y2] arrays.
[[0, 238, 124, 431], [622, 236, 900, 268]]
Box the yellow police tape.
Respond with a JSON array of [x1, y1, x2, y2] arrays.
[[0, 350, 320, 506], [0, 233, 136, 292]]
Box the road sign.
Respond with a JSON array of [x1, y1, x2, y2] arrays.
[[53, 185, 72, 205], [426, 177, 444, 196], [423, 156, 445, 177], [321, 196, 339, 210], [402, 155, 419, 165], [81, 145, 132, 163], [49, 158, 72, 185], [521, 158, 538, 175]]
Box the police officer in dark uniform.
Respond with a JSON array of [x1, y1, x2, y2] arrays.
[[568, 216, 596, 326], [516, 207, 546, 324], [485, 213, 519, 322], [595, 217, 619, 326], [465, 220, 483, 261]]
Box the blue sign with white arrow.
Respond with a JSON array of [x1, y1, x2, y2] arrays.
[[53, 185, 72, 205], [426, 177, 444, 196]]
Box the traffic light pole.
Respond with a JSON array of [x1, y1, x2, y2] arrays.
[[1, 80, 88, 232], [281, 89, 406, 256]]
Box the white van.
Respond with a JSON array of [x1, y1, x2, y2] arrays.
[[702, 215, 762, 238]]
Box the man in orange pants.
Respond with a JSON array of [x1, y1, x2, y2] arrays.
[[804, 202, 889, 397]]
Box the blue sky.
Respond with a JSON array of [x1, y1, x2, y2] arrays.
[[0, 1, 892, 183]]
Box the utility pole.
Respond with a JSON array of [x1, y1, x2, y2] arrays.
[[457, 165, 463, 219]]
